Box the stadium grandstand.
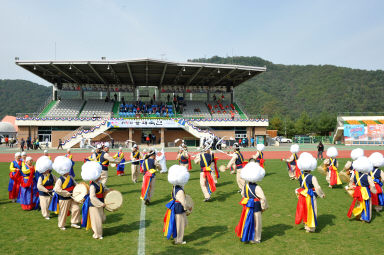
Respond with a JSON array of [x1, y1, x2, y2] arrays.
[[15, 58, 268, 148], [333, 114, 384, 145]]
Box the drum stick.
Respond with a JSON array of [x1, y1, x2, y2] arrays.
[[120, 159, 142, 165]]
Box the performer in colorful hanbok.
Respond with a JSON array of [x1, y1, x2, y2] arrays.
[[163, 165, 191, 245], [195, 143, 216, 202], [294, 152, 325, 233], [36, 156, 56, 220], [176, 143, 192, 170], [19, 156, 38, 210], [21, 151, 27, 166], [235, 161, 268, 243], [252, 144, 266, 168], [325, 147, 342, 188], [97, 142, 120, 185], [114, 147, 126, 176], [347, 156, 376, 222], [81, 161, 107, 239], [131, 144, 142, 183], [344, 148, 364, 175], [65, 149, 76, 177], [368, 152, 384, 212], [9, 152, 22, 202], [44, 149, 51, 160], [226, 143, 247, 192], [283, 144, 300, 180], [140, 149, 161, 205], [84, 149, 96, 162], [50, 156, 81, 230]]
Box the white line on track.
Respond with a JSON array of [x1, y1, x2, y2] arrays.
[[138, 201, 146, 255]]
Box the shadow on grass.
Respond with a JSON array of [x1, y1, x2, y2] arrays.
[[107, 213, 124, 223], [262, 224, 293, 241], [317, 214, 336, 232], [185, 225, 228, 243], [213, 191, 237, 202], [121, 189, 141, 195], [265, 172, 276, 177], [149, 195, 171, 206], [0, 200, 12, 205], [104, 219, 152, 236], [216, 181, 233, 188], [154, 246, 211, 255]]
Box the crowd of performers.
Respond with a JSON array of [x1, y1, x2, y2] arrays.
[[6, 140, 384, 244]]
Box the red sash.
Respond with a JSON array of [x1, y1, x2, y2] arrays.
[[347, 186, 362, 218], [329, 166, 338, 186], [371, 183, 382, 206], [295, 188, 307, 224], [203, 170, 216, 193]]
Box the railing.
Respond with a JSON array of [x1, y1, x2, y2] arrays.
[[16, 112, 41, 118], [37, 94, 53, 115], [338, 112, 384, 116], [61, 126, 86, 143]]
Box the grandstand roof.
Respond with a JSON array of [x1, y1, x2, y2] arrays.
[[15, 58, 266, 88]]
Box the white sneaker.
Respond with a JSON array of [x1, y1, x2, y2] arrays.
[[45, 217, 50, 220], [71, 224, 81, 229], [59, 227, 66, 231], [99, 236, 103, 240]]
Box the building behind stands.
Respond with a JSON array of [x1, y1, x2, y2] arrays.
[[15, 58, 269, 148], [333, 114, 384, 145]]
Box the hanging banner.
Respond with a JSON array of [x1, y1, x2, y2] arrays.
[[367, 124, 384, 136], [343, 124, 365, 138], [107, 119, 184, 128]]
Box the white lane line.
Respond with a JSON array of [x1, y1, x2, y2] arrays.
[[138, 201, 146, 255]]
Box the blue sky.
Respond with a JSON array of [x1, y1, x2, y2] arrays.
[[1, 0, 383, 85]]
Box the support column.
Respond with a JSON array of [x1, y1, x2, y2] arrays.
[[81, 89, 84, 100], [107, 89, 111, 98], [99, 91, 103, 100], [154, 87, 158, 101], [160, 128, 165, 147], [128, 128, 133, 148], [207, 90, 210, 102], [230, 91, 234, 104], [118, 92, 121, 101], [53, 84, 58, 100]]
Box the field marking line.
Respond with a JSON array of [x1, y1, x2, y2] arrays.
[[138, 201, 146, 255]]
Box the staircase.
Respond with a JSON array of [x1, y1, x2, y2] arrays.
[[62, 120, 110, 149], [182, 120, 213, 139]]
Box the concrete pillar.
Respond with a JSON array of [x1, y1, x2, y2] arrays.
[[160, 128, 165, 147], [53, 84, 58, 100], [81, 89, 84, 100], [155, 87, 158, 101], [129, 128, 133, 148], [99, 92, 102, 100], [230, 91, 234, 104], [118, 92, 121, 101], [207, 90, 210, 102]]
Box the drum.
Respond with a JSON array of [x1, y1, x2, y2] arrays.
[[343, 161, 352, 171], [72, 182, 89, 203], [185, 194, 194, 215], [104, 189, 123, 212], [219, 165, 226, 172], [317, 165, 327, 176], [339, 171, 350, 183], [345, 186, 354, 198]]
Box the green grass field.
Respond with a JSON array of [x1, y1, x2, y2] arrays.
[[1, 159, 383, 255]]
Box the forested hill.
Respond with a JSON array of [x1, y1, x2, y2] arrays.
[[190, 56, 384, 118], [0, 80, 51, 118]]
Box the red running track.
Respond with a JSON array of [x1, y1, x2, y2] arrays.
[[0, 150, 383, 162]]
